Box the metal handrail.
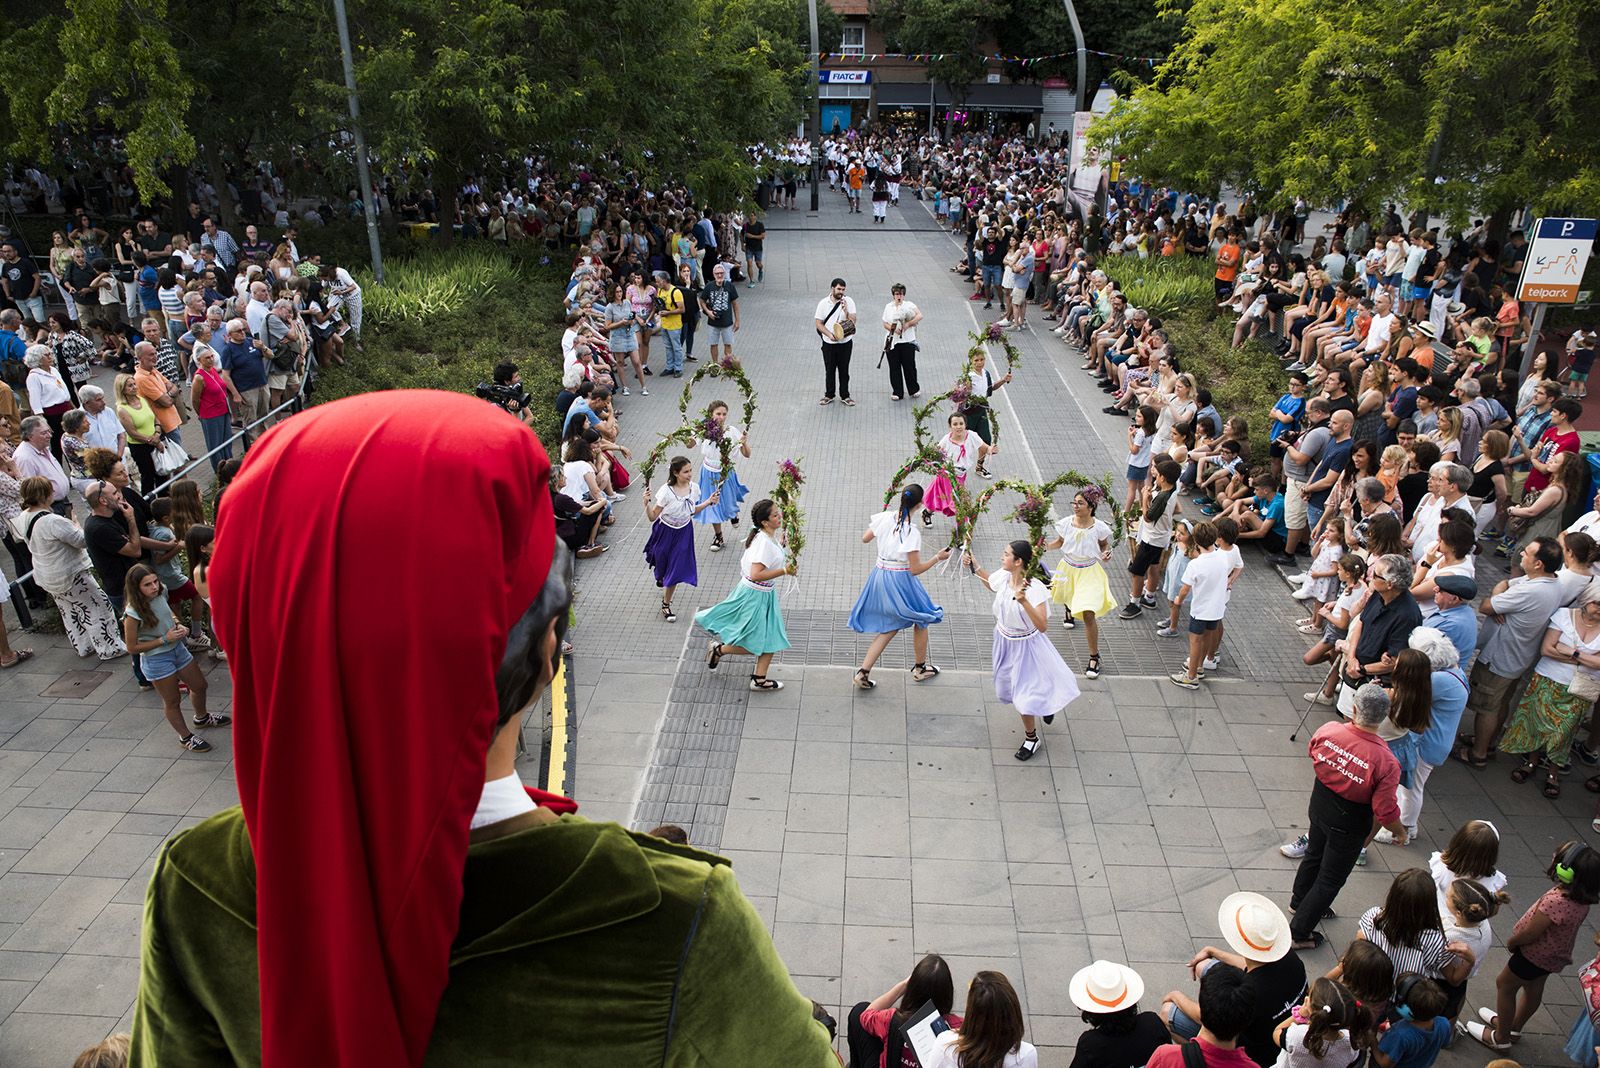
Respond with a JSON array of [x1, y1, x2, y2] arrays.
[[4, 369, 313, 629]]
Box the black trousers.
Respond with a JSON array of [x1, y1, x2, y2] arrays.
[[822, 340, 853, 399], [887, 342, 920, 398], [1289, 780, 1372, 939], [845, 1003, 883, 1068]]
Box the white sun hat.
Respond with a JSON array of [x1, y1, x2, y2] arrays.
[[1068, 959, 1146, 1014], [1218, 891, 1292, 963]]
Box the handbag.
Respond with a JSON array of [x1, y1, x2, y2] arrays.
[[1570, 669, 1600, 702], [154, 436, 189, 476], [609, 455, 631, 491]]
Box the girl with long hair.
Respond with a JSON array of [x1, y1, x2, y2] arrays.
[[926, 970, 1037, 1068], [1271, 976, 1372, 1066], [121, 564, 227, 752], [1045, 487, 1116, 679], [1380, 647, 1433, 796], [184, 523, 225, 661], [849, 484, 951, 690], [848, 954, 963, 1068], [691, 400, 751, 553], [962, 540, 1081, 761], [643, 456, 720, 622], [1347, 868, 1473, 987], [697, 499, 793, 692]]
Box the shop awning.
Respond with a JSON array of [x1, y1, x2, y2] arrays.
[[960, 84, 1044, 112], [875, 82, 951, 107]]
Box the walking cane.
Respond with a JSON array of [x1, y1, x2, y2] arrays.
[[1290, 662, 1342, 743]]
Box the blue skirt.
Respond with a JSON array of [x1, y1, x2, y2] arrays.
[[848, 567, 944, 634], [695, 582, 790, 655], [644, 520, 697, 588], [693, 465, 749, 525]]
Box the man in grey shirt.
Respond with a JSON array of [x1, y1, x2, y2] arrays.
[[1457, 537, 1565, 765], [1280, 399, 1331, 565]]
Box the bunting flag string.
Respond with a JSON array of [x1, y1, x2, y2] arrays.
[[815, 49, 1163, 66]]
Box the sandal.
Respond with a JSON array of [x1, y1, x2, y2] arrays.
[[1544, 771, 1563, 799], [1014, 732, 1042, 761], [706, 640, 723, 671], [1586, 774, 1600, 794], [842, 398, 856, 406], [1510, 757, 1539, 784], [1452, 743, 1489, 770], [819, 396, 834, 405], [922, 509, 934, 527], [661, 600, 677, 623], [1061, 610, 1076, 629], [749, 675, 784, 691], [0, 649, 33, 669], [911, 663, 941, 682], [853, 668, 875, 690], [1290, 931, 1325, 951], [1086, 653, 1102, 680], [709, 533, 724, 552]]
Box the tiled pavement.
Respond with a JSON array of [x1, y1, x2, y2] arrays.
[[0, 187, 1580, 1066]]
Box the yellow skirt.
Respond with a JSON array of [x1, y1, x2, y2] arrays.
[[1050, 560, 1117, 617]]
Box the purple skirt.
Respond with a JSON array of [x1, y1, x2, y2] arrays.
[[992, 627, 1081, 718], [644, 520, 698, 588]]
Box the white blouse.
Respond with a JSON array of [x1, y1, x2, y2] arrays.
[[938, 432, 978, 477], [652, 483, 700, 529], [988, 571, 1050, 635], [741, 531, 784, 588], [869, 509, 922, 566], [700, 424, 743, 472], [1053, 517, 1110, 566]]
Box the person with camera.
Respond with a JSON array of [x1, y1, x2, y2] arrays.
[[698, 262, 739, 363], [814, 277, 857, 407], [653, 270, 687, 378], [482, 361, 536, 428]]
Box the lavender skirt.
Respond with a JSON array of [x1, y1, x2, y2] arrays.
[[644, 520, 697, 588], [992, 627, 1081, 718]]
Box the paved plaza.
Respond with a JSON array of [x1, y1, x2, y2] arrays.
[[0, 191, 1594, 1065]]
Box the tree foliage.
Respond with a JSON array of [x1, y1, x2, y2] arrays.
[[1087, 0, 1600, 224], [0, 0, 816, 211]]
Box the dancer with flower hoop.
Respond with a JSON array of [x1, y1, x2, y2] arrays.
[[1045, 486, 1117, 680], [691, 400, 750, 552], [962, 540, 1081, 761], [961, 348, 1012, 477], [848, 485, 951, 690], [643, 456, 721, 623], [923, 411, 990, 528]]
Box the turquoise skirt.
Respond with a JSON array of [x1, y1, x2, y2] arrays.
[[695, 582, 790, 655]]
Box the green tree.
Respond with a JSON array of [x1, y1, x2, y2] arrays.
[[872, 0, 994, 124], [1088, 0, 1600, 226]]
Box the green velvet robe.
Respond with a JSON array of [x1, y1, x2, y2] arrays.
[[129, 808, 838, 1066]]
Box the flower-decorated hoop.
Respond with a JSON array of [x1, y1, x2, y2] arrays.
[[772, 459, 807, 575], [911, 381, 1001, 454], [640, 425, 702, 486], [678, 355, 759, 433], [971, 471, 1126, 578], [973, 324, 1023, 374], [883, 445, 977, 550]]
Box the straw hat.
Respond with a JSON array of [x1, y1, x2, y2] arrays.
[[1219, 891, 1292, 962], [1068, 960, 1146, 1013]]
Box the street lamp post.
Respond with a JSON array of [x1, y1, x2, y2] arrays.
[[1061, 0, 1086, 111], [808, 0, 822, 211], [332, 0, 384, 284]]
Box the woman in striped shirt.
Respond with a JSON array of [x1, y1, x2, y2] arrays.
[[1352, 868, 1475, 992]]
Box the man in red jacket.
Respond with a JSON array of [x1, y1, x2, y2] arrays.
[[1287, 683, 1409, 949]]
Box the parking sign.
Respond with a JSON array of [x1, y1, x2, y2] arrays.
[[1518, 217, 1597, 303]]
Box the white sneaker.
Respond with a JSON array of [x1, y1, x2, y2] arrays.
[[1304, 691, 1335, 706], [1285, 572, 1309, 584], [640, 387, 650, 396], [1280, 834, 1309, 859], [1202, 656, 1220, 671], [1291, 587, 1316, 600], [1156, 624, 1179, 637], [620, 386, 631, 396]]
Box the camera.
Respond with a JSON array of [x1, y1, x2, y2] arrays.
[[474, 380, 530, 414]]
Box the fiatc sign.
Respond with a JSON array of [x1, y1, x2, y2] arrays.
[[1518, 217, 1597, 304]]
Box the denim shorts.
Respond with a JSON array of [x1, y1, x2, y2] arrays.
[[707, 325, 735, 346], [982, 265, 1003, 287], [140, 641, 194, 682]]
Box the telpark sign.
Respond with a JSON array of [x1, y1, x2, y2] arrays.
[[1518, 217, 1597, 304]]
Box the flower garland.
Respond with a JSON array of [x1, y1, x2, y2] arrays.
[[696, 405, 736, 475], [912, 380, 1001, 454], [971, 324, 1023, 373], [677, 355, 759, 433], [640, 425, 701, 485], [772, 458, 807, 575], [883, 445, 976, 550], [971, 471, 1126, 577]]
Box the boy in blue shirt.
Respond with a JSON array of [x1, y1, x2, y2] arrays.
[[1268, 373, 1307, 474], [1373, 975, 1450, 1068], [1227, 472, 1287, 556]]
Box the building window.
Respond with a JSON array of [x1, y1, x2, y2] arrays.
[[840, 24, 864, 55]]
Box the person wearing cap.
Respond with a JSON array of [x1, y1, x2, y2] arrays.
[[1289, 683, 1409, 951], [1424, 572, 1480, 670], [1068, 960, 1168, 1067], [1160, 893, 1306, 1066], [127, 392, 839, 1066], [1147, 963, 1259, 1068]]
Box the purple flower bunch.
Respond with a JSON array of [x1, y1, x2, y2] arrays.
[[778, 458, 805, 485], [986, 321, 1005, 341], [701, 417, 724, 442], [1008, 495, 1047, 526], [948, 383, 973, 408]]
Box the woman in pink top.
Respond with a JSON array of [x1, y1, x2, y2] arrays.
[[188, 327, 234, 473], [848, 954, 963, 1068]]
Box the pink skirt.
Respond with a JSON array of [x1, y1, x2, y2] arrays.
[[924, 471, 966, 516]]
